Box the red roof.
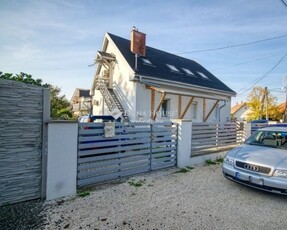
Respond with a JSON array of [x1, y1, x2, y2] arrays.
[[278, 102, 287, 113], [231, 102, 247, 115]]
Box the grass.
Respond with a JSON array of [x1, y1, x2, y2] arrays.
[[205, 157, 224, 165], [174, 166, 194, 173], [77, 190, 91, 198], [128, 179, 145, 188]]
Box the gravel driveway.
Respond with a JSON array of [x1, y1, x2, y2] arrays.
[[1, 163, 287, 229]]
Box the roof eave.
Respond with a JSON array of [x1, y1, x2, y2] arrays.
[[134, 74, 236, 98]]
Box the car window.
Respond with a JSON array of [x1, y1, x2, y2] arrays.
[[246, 130, 287, 150]]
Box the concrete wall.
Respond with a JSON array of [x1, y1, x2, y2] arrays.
[[46, 121, 78, 200]]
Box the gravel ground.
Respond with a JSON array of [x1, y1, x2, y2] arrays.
[[1, 163, 287, 229]]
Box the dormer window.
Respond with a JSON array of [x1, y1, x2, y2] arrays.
[[182, 68, 196, 77], [166, 64, 180, 73], [196, 71, 209, 80]]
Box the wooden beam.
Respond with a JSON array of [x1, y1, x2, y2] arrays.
[[180, 96, 194, 119], [153, 93, 166, 120], [178, 95, 182, 118], [150, 89, 155, 119], [203, 98, 206, 121], [203, 100, 219, 122]]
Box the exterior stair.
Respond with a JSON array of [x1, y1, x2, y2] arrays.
[[98, 78, 129, 122]]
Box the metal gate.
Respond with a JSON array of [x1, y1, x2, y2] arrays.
[[0, 79, 47, 205], [77, 122, 177, 187]]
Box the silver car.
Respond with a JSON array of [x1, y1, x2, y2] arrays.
[[222, 126, 287, 194]]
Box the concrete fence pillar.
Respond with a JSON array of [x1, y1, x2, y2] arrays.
[[173, 119, 192, 168], [245, 122, 252, 140], [46, 121, 78, 200]]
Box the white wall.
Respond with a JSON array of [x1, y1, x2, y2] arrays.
[[92, 34, 137, 120], [136, 83, 232, 122], [46, 122, 78, 200]]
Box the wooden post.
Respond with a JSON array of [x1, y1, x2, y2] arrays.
[[180, 96, 194, 119], [204, 100, 219, 122], [178, 95, 182, 118], [153, 93, 166, 120], [150, 89, 155, 119], [203, 98, 206, 121]]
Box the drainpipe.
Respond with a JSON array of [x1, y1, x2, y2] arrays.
[[219, 100, 227, 122]]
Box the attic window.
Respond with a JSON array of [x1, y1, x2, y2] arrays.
[[142, 58, 152, 65], [166, 64, 180, 73], [182, 68, 196, 77], [196, 71, 209, 80]]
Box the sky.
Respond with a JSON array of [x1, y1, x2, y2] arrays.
[[1, 0, 287, 106]]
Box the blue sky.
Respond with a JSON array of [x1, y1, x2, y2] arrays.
[[1, 0, 287, 105]]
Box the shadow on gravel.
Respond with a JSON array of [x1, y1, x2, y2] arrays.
[[0, 199, 46, 230]]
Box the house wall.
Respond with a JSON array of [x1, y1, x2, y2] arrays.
[[136, 83, 231, 122], [92, 35, 137, 120], [234, 106, 250, 121]]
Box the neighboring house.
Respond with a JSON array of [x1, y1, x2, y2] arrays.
[[278, 101, 287, 121], [70, 88, 91, 116], [90, 29, 236, 122], [231, 102, 250, 121]]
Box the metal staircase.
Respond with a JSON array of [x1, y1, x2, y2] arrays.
[[98, 78, 129, 122]]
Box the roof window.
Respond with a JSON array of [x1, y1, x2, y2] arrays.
[[196, 71, 209, 80], [142, 58, 152, 65], [182, 68, 196, 77], [166, 64, 180, 73]]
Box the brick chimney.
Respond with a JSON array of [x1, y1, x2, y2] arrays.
[[130, 27, 146, 57]]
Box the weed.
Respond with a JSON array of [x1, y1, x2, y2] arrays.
[[77, 191, 91, 198], [206, 157, 224, 165], [174, 166, 194, 173], [128, 180, 145, 188], [216, 157, 224, 163], [205, 159, 217, 165]]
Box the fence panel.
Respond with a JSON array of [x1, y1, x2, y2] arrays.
[[191, 122, 239, 156], [77, 122, 177, 187], [151, 122, 177, 170], [0, 79, 46, 205]]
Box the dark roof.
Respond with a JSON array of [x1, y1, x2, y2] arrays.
[[108, 33, 235, 94]]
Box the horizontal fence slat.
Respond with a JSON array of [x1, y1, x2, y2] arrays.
[[77, 121, 177, 187]]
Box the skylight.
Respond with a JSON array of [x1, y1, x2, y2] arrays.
[[166, 64, 180, 73], [196, 71, 209, 80], [182, 68, 196, 76], [142, 58, 152, 65]]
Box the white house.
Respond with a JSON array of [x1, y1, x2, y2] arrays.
[[231, 102, 251, 121], [91, 29, 236, 122]]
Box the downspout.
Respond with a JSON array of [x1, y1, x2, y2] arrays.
[[218, 100, 227, 122]]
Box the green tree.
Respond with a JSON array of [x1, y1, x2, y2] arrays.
[[50, 85, 73, 119], [246, 86, 281, 121], [0, 72, 49, 87], [0, 72, 74, 120]]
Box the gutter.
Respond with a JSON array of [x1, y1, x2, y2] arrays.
[[134, 74, 236, 98], [219, 100, 227, 122]]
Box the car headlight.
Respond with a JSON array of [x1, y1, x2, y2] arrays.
[[224, 156, 234, 166], [273, 169, 287, 178]]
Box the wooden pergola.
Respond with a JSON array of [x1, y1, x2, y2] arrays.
[[147, 86, 224, 122]]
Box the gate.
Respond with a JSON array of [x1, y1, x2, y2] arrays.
[[77, 122, 177, 187], [0, 79, 48, 205]]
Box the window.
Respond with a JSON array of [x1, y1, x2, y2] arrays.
[[166, 64, 180, 73], [191, 102, 198, 119], [142, 58, 152, 65], [196, 71, 209, 80], [182, 68, 196, 77], [161, 99, 170, 117]]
